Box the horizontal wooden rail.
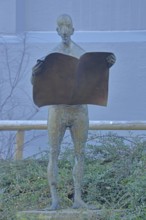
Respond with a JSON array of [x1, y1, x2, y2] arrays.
[[1, 120, 146, 130], [0, 120, 146, 160]]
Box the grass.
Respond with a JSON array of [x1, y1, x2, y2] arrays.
[[0, 132, 146, 219]]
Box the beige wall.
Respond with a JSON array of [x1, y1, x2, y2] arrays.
[[0, 0, 146, 34], [24, 0, 146, 31], [0, 0, 16, 34]]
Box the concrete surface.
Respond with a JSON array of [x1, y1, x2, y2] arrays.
[[17, 209, 102, 220]]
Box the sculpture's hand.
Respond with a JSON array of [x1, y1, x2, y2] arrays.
[[32, 59, 45, 76], [31, 59, 45, 85], [106, 53, 116, 68]]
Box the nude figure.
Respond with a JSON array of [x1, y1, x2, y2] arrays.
[[31, 14, 116, 210], [47, 14, 116, 210], [47, 14, 89, 210]]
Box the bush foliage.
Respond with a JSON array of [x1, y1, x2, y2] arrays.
[[0, 132, 146, 219]]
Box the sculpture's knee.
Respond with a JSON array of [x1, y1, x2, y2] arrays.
[[49, 147, 60, 160]]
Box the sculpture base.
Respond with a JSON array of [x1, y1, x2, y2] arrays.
[[17, 209, 102, 220]]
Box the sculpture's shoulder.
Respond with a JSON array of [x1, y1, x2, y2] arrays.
[[51, 41, 85, 59], [70, 41, 85, 58]]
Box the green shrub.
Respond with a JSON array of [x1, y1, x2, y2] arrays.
[[0, 132, 146, 219]]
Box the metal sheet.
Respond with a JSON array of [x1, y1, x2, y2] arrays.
[[32, 52, 113, 107]]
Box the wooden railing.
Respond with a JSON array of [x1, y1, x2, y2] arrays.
[[0, 120, 146, 160]]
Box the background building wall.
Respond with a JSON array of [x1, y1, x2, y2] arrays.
[[24, 0, 146, 31], [0, 0, 146, 33], [0, 0, 16, 34]]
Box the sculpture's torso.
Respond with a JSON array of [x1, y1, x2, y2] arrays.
[[50, 40, 88, 111]]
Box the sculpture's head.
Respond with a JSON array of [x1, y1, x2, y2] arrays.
[[56, 14, 74, 45]]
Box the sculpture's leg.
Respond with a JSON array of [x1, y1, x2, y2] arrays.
[[70, 106, 89, 209], [47, 106, 66, 210]]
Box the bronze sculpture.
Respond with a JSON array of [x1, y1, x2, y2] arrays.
[[31, 14, 116, 210]]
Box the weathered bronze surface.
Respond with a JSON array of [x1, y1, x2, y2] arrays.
[[31, 14, 116, 211], [32, 52, 114, 107]]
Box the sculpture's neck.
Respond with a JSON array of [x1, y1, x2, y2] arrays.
[[62, 40, 71, 48], [61, 41, 72, 54], [51, 40, 85, 58]]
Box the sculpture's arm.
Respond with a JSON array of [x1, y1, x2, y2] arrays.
[[106, 53, 116, 68]]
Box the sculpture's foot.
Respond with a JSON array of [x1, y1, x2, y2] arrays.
[[43, 201, 60, 211], [49, 202, 60, 211], [72, 199, 97, 210], [72, 199, 88, 209]]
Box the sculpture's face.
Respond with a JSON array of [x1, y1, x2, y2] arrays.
[[56, 16, 74, 45]]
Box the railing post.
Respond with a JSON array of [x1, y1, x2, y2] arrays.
[[14, 130, 25, 160]]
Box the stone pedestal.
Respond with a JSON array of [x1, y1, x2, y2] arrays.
[[17, 209, 102, 220]]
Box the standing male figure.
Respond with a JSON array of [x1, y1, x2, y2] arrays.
[[32, 14, 116, 210], [47, 14, 89, 210]]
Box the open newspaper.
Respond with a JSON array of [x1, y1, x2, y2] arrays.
[[32, 52, 115, 107]]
